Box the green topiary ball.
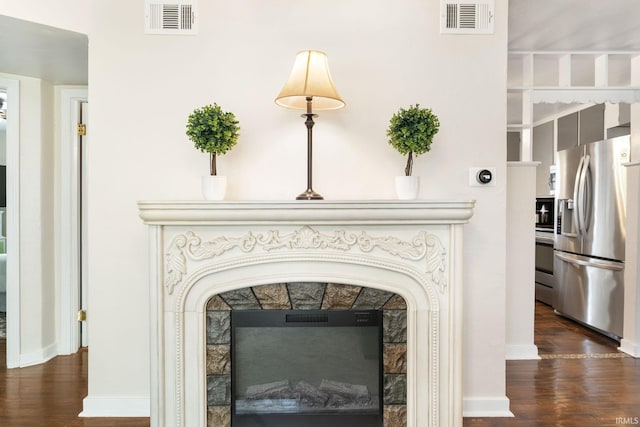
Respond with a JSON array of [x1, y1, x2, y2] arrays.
[[387, 104, 440, 156], [186, 103, 240, 155]]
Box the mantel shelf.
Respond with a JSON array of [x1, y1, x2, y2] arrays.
[[137, 200, 476, 226]]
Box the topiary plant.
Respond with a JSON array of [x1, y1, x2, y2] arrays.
[[186, 103, 240, 176], [387, 104, 440, 176]]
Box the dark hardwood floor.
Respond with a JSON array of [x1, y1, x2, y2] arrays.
[[465, 302, 640, 427], [0, 342, 149, 426], [0, 302, 638, 426]]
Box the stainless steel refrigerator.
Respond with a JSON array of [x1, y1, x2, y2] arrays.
[[554, 135, 630, 339]]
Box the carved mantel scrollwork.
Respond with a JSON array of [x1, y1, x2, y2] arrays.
[[164, 226, 447, 295], [165, 231, 258, 294]]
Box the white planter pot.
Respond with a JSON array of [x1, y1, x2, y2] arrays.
[[201, 175, 227, 200], [395, 176, 420, 200]]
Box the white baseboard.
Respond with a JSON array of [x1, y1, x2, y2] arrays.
[[505, 344, 541, 360], [80, 396, 150, 417], [19, 343, 58, 367], [619, 339, 640, 358], [463, 396, 514, 417], [82, 396, 511, 419], [81, 395, 514, 420]]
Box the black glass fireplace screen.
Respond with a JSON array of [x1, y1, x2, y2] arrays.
[[231, 310, 383, 427]]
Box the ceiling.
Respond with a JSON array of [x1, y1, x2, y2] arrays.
[[1, 1, 639, 121], [508, 0, 640, 52], [0, 15, 88, 85], [510, 0, 640, 124]]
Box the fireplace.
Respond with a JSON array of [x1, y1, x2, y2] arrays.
[[231, 309, 382, 427], [138, 200, 474, 427]]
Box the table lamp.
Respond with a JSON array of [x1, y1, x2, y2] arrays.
[[275, 50, 345, 200]]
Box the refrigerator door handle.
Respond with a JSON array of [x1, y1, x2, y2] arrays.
[[573, 155, 586, 234], [581, 154, 592, 232], [555, 251, 624, 271]]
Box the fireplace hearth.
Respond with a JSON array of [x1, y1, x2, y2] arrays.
[[138, 200, 474, 427]]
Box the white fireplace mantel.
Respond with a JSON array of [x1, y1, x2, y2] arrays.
[[138, 200, 474, 427]]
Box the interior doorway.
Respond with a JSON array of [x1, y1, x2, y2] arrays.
[[0, 16, 88, 367], [0, 83, 88, 364]]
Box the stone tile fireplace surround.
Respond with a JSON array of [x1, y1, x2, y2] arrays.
[[138, 200, 474, 427], [205, 282, 409, 427]]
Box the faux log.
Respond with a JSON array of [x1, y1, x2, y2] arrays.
[[245, 379, 294, 400], [318, 379, 371, 404], [294, 381, 329, 408]]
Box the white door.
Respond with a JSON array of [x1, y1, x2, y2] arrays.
[[60, 89, 88, 355], [80, 100, 89, 347]]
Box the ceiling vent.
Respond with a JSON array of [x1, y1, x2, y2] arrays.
[[440, 1, 494, 34], [145, 1, 197, 35]]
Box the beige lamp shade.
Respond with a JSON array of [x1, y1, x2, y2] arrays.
[[275, 50, 346, 111]]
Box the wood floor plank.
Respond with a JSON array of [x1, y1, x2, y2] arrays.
[[0, 302, 638, 426]]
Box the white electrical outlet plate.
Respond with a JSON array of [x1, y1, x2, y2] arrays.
[[469, 167, 496, 187]]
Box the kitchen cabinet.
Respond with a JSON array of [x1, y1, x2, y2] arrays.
[[579, 104, 605, 145], [557, 112, 578, 151], [507, 132, 521, 161], [557, 104, 606, 151], [533, 121, 554, 196]]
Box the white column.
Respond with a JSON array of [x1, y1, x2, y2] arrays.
[[505, 162, 540, 360], [558, 54, 571, 87], [630, 55, 640, 163], [594, 54, 609, 87], [520, 54, 534, 161], [621, 162, 640, 357], [620, 54, 640, 357]]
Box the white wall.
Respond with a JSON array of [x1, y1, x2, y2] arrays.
[[6, 0, 512, 416]]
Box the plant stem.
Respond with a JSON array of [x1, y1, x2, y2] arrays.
[[210, 153, 217, 176], [404, 152, 413, 176]]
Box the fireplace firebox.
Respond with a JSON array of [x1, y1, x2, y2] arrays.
[[231, 309, 384, 427]]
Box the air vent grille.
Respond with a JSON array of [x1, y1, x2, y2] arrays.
[[441, 1, 494, 34], [145, 1, 197, 35]]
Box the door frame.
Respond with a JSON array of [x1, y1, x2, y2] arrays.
[[59, 87, 88, 354], [1, 83, 87, 363], [1, 77, 22, 368]]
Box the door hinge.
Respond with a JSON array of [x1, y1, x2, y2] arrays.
[[77, 123, 87, 136], [77, 309, 87, 322]]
